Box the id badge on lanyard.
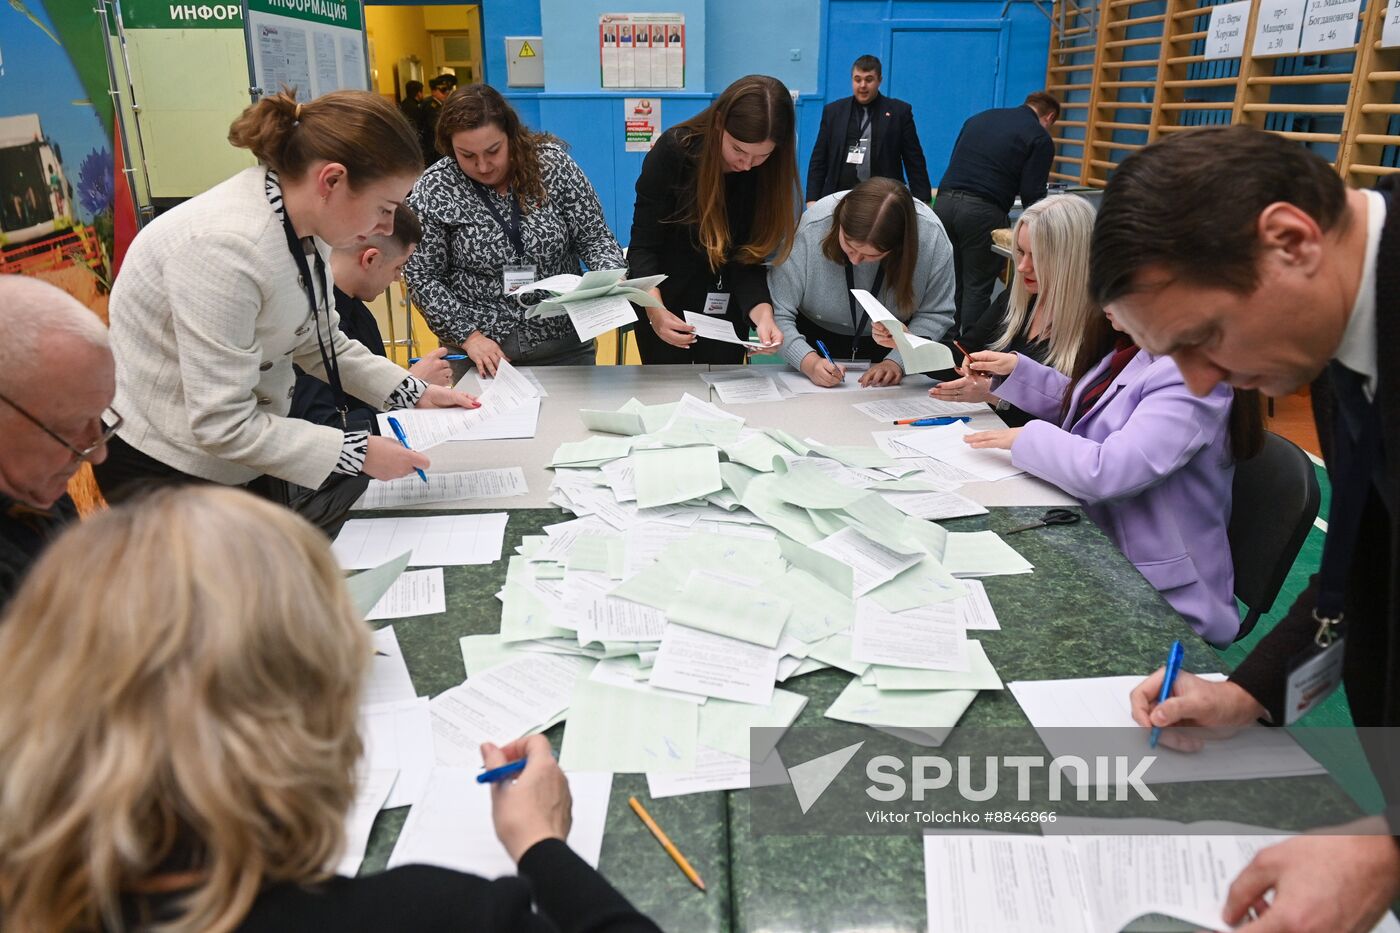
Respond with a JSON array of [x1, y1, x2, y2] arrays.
[[703, 269, 729, 316], [845, 139, 869, 165], [504, 264, 537, 296], [1284, 615, 1345, 725]]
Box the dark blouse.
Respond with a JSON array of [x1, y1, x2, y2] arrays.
[[627, 127, 774, 363], [117, 839, 661, 933]]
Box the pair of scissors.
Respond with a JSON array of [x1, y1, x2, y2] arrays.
[[1004, 508, 1079, 535]]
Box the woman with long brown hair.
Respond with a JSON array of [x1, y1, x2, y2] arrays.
[[96, 90, 477, 533], [628, 74, 800, 363], [769, 177, 955, 387], [0, 486, 662, 932], [405, 84, 625, 378]]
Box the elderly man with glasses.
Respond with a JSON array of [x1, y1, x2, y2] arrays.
[[0, 275, 117, 609]]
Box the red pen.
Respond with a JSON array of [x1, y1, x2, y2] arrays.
[[952, 339, 991, 376]]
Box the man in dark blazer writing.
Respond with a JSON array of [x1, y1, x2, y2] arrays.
[[805, 55, 931, 207], [1098, 126, 1400, 933]]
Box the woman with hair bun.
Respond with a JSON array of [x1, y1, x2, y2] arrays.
[[96, 91, 478, 530], [0, 486, 663, 932], [769, 176, 955, 387]]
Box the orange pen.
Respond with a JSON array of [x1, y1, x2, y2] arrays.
[[628, 795, 706, 892]]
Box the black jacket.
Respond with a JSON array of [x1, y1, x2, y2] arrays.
[[289, 287, 389, 435], [1230, 180, 1400, 730], [937, 104, 1054, 214], [805, 95, 932, 202]]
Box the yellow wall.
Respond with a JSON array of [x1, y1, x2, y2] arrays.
[[365, 4, 481, 100]]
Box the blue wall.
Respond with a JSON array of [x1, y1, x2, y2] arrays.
[[476, 0, 1050, 244]]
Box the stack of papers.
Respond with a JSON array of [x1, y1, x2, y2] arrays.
[[700, 369, 784, 404], [375, 360, 542, 448], [453, 394, 1037, 785], [515, 268, 666, 342], [356, 467, 529, 509], [331, 513, 510, 568], [887, 420, 1025, 482]]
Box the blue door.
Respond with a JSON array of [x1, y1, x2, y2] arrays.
[[886, 24, 1006, 185]]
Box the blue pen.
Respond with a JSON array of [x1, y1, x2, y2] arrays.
[[814, 339, 837, 368], [1149, 640, 1185, 748], [905, 416, 972, 427], [385, 415, 429, 484], [476, 759, 527, 784], [408, 354, 468, 362]]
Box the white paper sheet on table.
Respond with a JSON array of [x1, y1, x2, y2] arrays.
[[1007, 674, 1325, 783], [365, 568, 446, 620], [773, 366, 870, 395], [879, 489, 988, 520], [332, 514, 509, 568], [811, 526, 923, 596], [893, 420, 1025, 482], [852, 603, 969, 671], [357, 468, 528, 509], [366, 626, 418, 706], [712, 373, 783, 404], [953, 578, 1000, 630], [429, 654, 591, 768], [336, 768, 397, 876], [649, 623, 781, 705], [852, 397, 988, 422], [388, 768, 611, 878], [474, 366, 548, 397], [923, 830, 1400, 933], [376, 397, 541, 448], [361, 697, 436, 808]]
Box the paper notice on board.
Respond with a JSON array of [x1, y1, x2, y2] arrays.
[[600, 13, 685, 89], [625, 98, 662, 153], [1204, 0, 1250, 59], [1384, 0, 1400, 47], [1299, 0, 1362, 53], [1254, 0, 1306, 55]]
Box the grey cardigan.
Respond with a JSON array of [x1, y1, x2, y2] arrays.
[[769, 192, 955, 372]]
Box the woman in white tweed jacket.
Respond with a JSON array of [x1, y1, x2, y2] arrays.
[[96, 91, 476, 515]]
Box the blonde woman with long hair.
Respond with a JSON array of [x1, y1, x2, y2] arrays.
[[932, 194, 1108, 425], [0, 487, 660, 933]]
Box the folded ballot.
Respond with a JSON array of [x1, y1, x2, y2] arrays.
[[850, 288, 955, 374], [512, 269, 668, 342]]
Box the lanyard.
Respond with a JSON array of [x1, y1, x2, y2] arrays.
[[278, 209, 348, 430], [1315, 362, 1384, 621], [844, 261, 885, 358], [469, 179, 526, 261]]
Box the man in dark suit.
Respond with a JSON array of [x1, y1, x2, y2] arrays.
[[1097, 126, 1400, 933], [399, 79, 424, 130], [805, 55, 931, 207], [934, 91, 1058, 340]]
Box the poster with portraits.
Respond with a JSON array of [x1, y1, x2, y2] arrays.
[[600, 13, 684, 89]]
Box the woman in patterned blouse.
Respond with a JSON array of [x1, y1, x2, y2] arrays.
[[405, 85, 626, 377]]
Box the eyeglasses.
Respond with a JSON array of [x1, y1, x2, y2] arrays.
[[0, 390, 123, 461]]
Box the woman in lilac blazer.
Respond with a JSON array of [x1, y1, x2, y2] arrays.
[[956, 311, 1262, 646]]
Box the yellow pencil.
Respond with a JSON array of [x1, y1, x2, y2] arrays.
[[628, 795, 706, 892]]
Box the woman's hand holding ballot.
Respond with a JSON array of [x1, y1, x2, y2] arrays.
[[930, 349, 1017, 404]]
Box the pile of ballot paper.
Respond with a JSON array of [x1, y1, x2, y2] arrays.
[[418, 392, 1033, 798]]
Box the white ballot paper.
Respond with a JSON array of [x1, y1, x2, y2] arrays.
[[357, 468, 528, 509], [366, 626, 418, 706], [649, 624, 781, 705], [852, 603, 969, 671], [336, 768, 398, 876], [389, 768, 611, 878], [360, 697, 436, 808], [924, 830, 1400, 933], [430, 654, 591, 768], [364, 568, 446, 620], [377, 360, 541, 447], [1007, 674, 1325, 783], [850, 289, 955, 373], [895, 420, 1025, 482], [684, 310, 777, 351], [811, 526, 923, 596], [332, 514, 509, 568]]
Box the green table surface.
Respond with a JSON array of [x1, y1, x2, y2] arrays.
[[358, 506, 1361, 933]]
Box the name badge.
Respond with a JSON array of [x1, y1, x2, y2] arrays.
[[845, 140, 869, 165], [503, 264, 537, 296], [1284, 633, 1345, 725], [703, 292, 730, 316]]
